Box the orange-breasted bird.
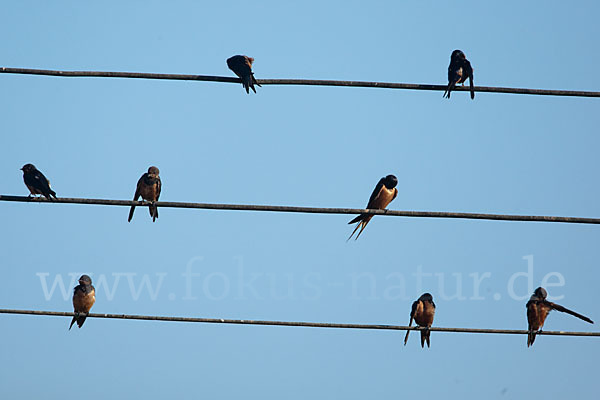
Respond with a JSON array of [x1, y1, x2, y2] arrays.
[[347, 174, 398, 240], [526, 287, 593, 347], [69, 275, 96, 330], [227, 55, 261, 94], [443, 50, 475, 99], [404, 293, 436, 348], [21, 163, 57, 200], [128, 166, 161, 222]]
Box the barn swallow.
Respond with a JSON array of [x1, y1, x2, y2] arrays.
[[20, 164, 57, 200], [227, 55, 261, 94], [443, 50, 475, 100], [128, 166, 161, 222], [347, 174, 398, 240], [526, 286, 594, 347], [69, 275, 96, 330], [404, 293, 436, 348]]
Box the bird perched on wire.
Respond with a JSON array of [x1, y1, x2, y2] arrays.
[[20, 163, 57, 200], [69, 275, 96, 330], [227, 55, 261, 94], [347, 174, 398, 241], [128, 166, 162, 222], [443, 49, 475, 99], [526, 286, 593, 347], [404, 293, 436, 348]]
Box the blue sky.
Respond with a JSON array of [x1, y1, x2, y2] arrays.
[[1, 1, 599, 398]]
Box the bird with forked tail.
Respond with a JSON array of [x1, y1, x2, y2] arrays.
[[21, 163, 57, 200], [443, 49, 475, 100], [348, 174, 398, 241], [404, 293, 436, 348], [227, 55, 261, 94], [526, 286, 593, 347], [69, 275, 95, 330], [128, 166, 161, 222]]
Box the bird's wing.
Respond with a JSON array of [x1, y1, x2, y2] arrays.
[[33, 170, 53, 192], [128, 174, 144, 222], [464, 60, 475, 99], [366, 178, 386, 209], [546, 301, 594, 324], [347, 178, 384, 225], [404, 301, 419, 345], [133, 174, 145, 200], [403, 315, 414, 345], [229, 57, 251, 77], [156, 177, 162, 201]]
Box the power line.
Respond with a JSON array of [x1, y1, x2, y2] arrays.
[[1, 194, 599, 224], [0, 309, 597, 337], [1, 67, 599, 98]]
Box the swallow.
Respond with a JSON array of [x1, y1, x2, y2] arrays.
[[227, 55, 261, 94], [443, 50, 475, 100], [404, 293, 436, 348], [526, 286, 594, 347], [128, 166, 161, 222], [347, 174, 398, 240], [20, 164, 57, 200], [69, 275, 96, 330]]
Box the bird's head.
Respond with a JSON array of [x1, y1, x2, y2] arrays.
[[533, 287, 547, 300], [79, 275, 93, 286], [451, 49, 466, 60], [21, 163, 36, 173], [383, 174, 398, 189], [147, 166, 160, 176], [419, 293, 434, 303]]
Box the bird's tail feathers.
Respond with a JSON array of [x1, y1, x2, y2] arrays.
[[527, 329, 536, 347], [347, 219, 369, 241], [242, 76, 252, 94], [252, 73, 262, 88], [443, 82, 454, 98], [348, 214, 363, 225], [347, 222, 362, 241], [77, 315, 87, 328], [351, 215, 374, 241], [150, 204, 159, 222]]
